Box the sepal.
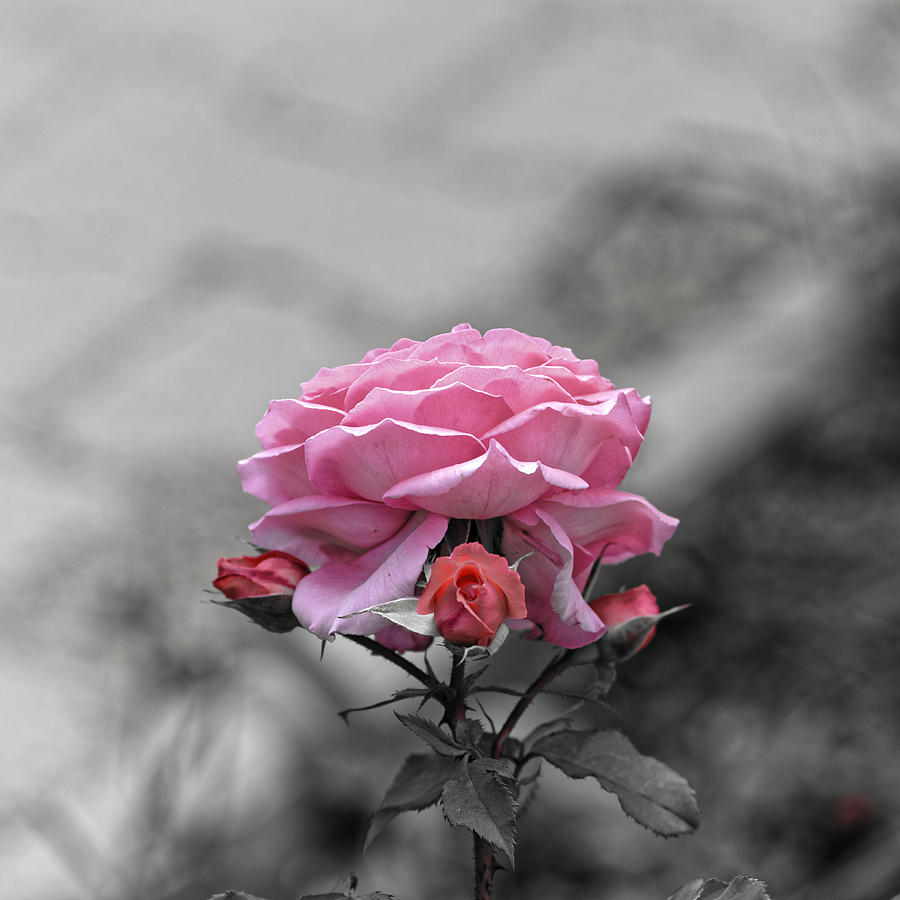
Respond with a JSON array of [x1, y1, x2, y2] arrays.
[[208, 593, 299, 633], [340, 596, 439, 636]]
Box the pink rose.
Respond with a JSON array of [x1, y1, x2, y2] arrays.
[[590, 585, 660, 656], [213, 550, 309, 599], [240, 324, 677, 648], [417, 543, 527, 647]]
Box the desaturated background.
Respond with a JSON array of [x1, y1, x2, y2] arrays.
[[3, 2, 900, 899]]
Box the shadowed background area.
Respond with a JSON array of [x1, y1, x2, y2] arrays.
[[2, 2, 900, 898]]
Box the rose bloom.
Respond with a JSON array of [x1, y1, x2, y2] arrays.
[[240, 324, 677, 649], [417, 543, 527, 647]]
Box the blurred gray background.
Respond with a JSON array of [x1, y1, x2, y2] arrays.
[[3, 2, 900, 899]]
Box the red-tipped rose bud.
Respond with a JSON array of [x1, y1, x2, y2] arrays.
[[213, 550, 310, 600], [417, 543, 527, 647], [590, 584, 660, 660], [212, 550, 310, 633]]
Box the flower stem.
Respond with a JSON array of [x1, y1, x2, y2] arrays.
[[474, 833, 495, 899], [491, 650, 572, 759], [449, 654, 467, 721], [343, 634, 437, 688]]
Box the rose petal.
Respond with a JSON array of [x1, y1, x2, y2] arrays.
[[374, 623, 433, 652], [342, 382, 513, 435], [402, 324, 554, 368], [255, 399, 343, 450], [535, 489, 679, 564], [574, 437, 634, 491], [482, 394, 642, 476], [502, 507, 604, 648], [305, 420, 485, 503], [385, 439, 587, 519], [239, 444, 315, 505], [291, 511, 449, 639], [431, 365, 574, 412], [250, 495, 411, 565], [343, 357, 460, 410], [525, 360, 614, 399]]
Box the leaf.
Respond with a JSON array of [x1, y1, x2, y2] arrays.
[[666, 876, 771, 900], [440, 757, 518, 865], [532, 729, 699, 837], [358, 894, 396, 900], [365, 753, 459, 850], [339, 596, 439, 636], [522, 717, 575, 753], [396, 713, 465, 756], [453, 717, 484, 750], [209, 594, 299, 633]]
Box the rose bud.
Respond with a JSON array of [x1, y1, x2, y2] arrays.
[[213, 550, 310, 599], [416, 543, 527, 647], [590, 584, 660, 660], [212, 550, 310, 633]]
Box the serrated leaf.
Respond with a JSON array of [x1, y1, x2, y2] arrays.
[[440, 757, 518, 864], [666, 876, 771, 900], [339, 596, 439, 636], [396, 713, 465, 756], [532, 729, 699, 837], [453, 717, 484, 750], [715, 877, 770, 900], [365, 753, 459, 850], [209, 594, 299, 633], [522, 717, 574, 753]]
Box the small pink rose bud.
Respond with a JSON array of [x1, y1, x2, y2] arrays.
[[417, 543, 527, 647], [213, 550, 310, 600]]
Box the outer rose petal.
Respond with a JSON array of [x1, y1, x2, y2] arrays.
[[238, 444, 315, 505], [385, 439, 587, 519], [255, 399, 343, 450], [342, 382, 513, 436], [304, 420, 485, 503], [250, 495, 411, 565], [291, 511, 449, 640], [481, 394, 641, 477], [502, 507, 604, 649], [374, 624, 433, 652], [535, 489, 679, 565], [575, 438, 634, 491]]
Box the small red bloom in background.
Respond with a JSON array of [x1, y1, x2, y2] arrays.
[[213, 550, 310, 600], [417, 543, 527, 647], [590, 584, 659, 656]]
